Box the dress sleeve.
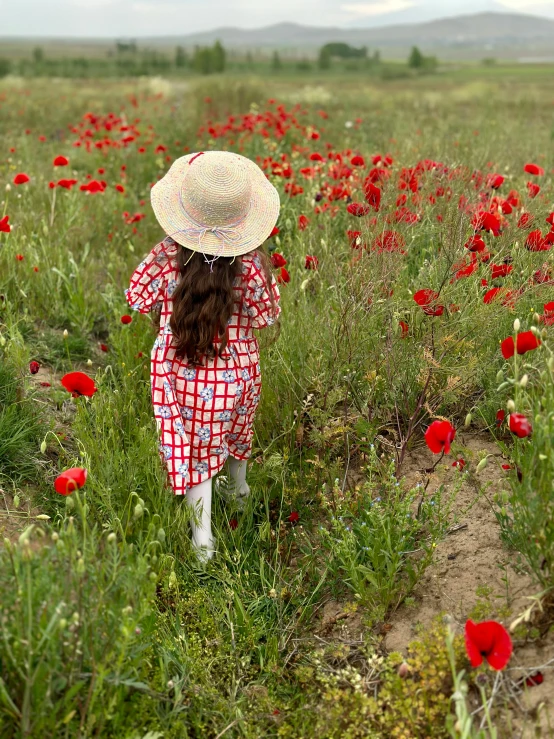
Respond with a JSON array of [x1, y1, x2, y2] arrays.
[[125, 239, 177, 313], [244, 253, 281, 329]]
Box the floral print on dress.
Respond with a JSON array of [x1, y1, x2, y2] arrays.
[[197, 427, 211, 441], [199, 387, 214, 402], [126, 244, 280, 494]]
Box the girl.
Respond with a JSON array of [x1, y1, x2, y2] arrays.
[[125, 151, 281, 561]]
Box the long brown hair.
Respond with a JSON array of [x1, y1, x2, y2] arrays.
[[169, 242, 276, 366]]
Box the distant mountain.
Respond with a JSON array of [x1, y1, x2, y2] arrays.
[[144, 12, 554, 60]]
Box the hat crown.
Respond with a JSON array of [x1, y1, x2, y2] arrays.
[[180, 153, 251, 228]]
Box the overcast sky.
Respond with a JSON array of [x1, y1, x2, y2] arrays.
[[2, 0, 554, 37]]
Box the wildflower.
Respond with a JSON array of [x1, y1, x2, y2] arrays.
[[350, 155, 365, 166], [277, 267, 290, 284], [13, 173, 30, 185], [56, 179, 78, 189], [0, 215, 11, 233], [525, 672, 544, 687], [229, 518, 238, 530], [527, 182, 540, 198], [15, 254, 24, 261], [288, 511, 299, 523], [399, 320, 409, 338], [29, 360, 40, 375], [413, 289, 444, 317], [120, 315, 133, 325], [490, 263, 512, 279], [487, 174, 504, 189], [508, 413, 532, 438], [305, 255, 318, 270], [496, 410, 505, 427], [269, 225, 280, 237], [61, 371, 97, 398], [364, 181, 381, 211], [464, 619, 512, 670], [465, 234, 486, 252], [425, 420, 456, 454], [373, 230, 405, 254], [53, 155, 69, 167], [100, 343, 109, 352], [115, 184, 125, 193], [523, 163, 544, 176], [54, 467, 87, 496], [298, 214, 309, 231], [500, 332, 541, 360], [271, 252, 287, 268], [452, 458, 466, 470], [347, 202, 370, 217]]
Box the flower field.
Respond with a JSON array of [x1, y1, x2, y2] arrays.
[[1, 72, 554, 737]]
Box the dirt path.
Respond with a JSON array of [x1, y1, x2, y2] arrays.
[[383, 433, 554, 737]]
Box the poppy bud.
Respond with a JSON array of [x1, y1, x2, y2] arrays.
[[464, 413, 472, 428], [496, 370, 504, 383], [13, 495, 20, 509], [513, 318, 520, 332], [533, 313, 541, 324], [107, 532, 117, 543], [548, 357, 554, 371], [40, 440, 47, 454], [476, 456, 489, 472], [134, 502, 144, 518], [519, 374, 528, 388], [507, 399, 516, 412], [530, 326, 539, 336], [63, 329, 69, 338]]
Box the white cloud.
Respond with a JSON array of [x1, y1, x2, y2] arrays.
[[341, 0, 415, 15], [497, 0, 554, 6]]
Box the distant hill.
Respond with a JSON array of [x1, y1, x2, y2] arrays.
[[141, 12, 554, 60], [2, 12, 554, 62]]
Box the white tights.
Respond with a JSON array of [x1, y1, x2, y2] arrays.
[[185, 455, 250, 562]]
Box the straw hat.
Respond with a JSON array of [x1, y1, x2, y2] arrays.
[[151, 150, 280, 258]]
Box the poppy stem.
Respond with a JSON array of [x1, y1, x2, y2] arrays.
[[426, 450, 445, 474]]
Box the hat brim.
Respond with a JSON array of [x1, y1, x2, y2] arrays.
[[151, 152, 280, 257]]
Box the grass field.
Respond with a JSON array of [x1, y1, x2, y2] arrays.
[[1, 69, 554, 738]]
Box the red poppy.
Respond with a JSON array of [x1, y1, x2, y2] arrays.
[[501, 331, 541, 359], [269, 225, 280, 237], [472, 211, 501, 236], [465, 234, 486, 252], [100, 343, 109, 352], [277, 267, 290, 284], [527, 182, 541, 198], [399, 320, 409, 338], [305, 255, 319, 270], [309, 152, 325, 162], [115, 184, 125, 193], [80, 180, 106, 193], [54, 467, 87, 496], [0, 215, 10, 233], [347, 202, 370, 217], [57, 179, 78, 190], [464, 619, 512, 670], [490, 263, 512, 279], [413, 289, 444, 317], [525, 230, 550, 251], [524, 163, 544, 176], [373, 230, 405, 254], [40, 381, 51, 388], [452, 261, 478, 281], [13, 173, 30, 185], [121, 315, 133, 325], [350, 155, 365, 167], [53, 155, 69, 167], [271, 252, 287, 268], [15, 254, 24, 261], [518, 212, 534, 228], [501, 463, 512, 470], [525, 672, 544, 687], [496, 410, 505, 427], [484, 287, 501, 304], [425, 420, 456, 455], [509, 413, 532, 438], [29, 360, 40, 375], [452, 457, 466, 470], [298, 214, 309, 231], [61, 371, 97, 398], [546, 213, 554, 227], [229, 518, 238, 530], [364, 182, 381, 211], [487, 174, 504, 189], [288, 511, 299, 523]]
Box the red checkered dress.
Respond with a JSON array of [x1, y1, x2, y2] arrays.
[[125, 237, 281, 495]]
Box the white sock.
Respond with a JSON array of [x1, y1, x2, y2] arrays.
[[228, 456, 250, 499], [186, 478, 214, 561]]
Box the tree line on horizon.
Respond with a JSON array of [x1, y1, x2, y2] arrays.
[[0, 39, 439, 79]]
